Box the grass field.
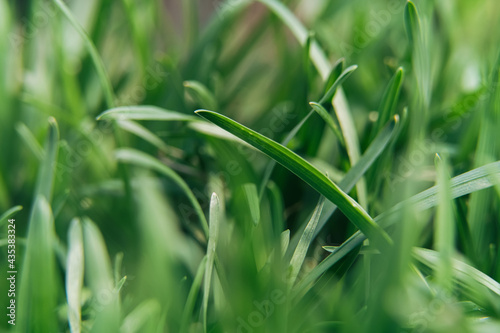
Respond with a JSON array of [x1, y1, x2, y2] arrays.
[[1, 0, 500, 332]]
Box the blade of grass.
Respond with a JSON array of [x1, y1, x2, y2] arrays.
[[15, 123, 44, 161], [288, 196, 325, 288], [202, 193, 220, 332], [434, 154, 455, 292], [195, 110, 392, 249], [0, 205, 22, 227], [184, 80, 218, 111], [115, 148, 209, 237], [33, 117, 59, 202], [121, 299, 161, 333], [310, 102, 345, 147], [181, 256, 208, 333], [54, 0, 115, 107], [294, 160, 500, 298], [17, 196, 58, 332], [243, 183, 260, 226], [97, 106, 198, 121], [66, 218, 84, 333]]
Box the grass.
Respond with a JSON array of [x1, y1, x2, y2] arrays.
[[1, 0, 500, 332]]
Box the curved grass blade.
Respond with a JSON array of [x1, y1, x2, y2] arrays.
[[181, 256, 208, 333], [121, 299, 161, 333], [97, 106, 198, 121], [293, 160, 500, 298], [323, 58, 345, 96], [115, 148, 209, 237], [16, 122, 44, 160], [319, 64, 357, 105], [195, 110, 392, 249], [54, 0, 115, 107], [203, 193, 220, 332], [17, 196, 58, 333], [288, 197, 325, 288], [116, 120, 170, 153], [310, 102, 345, 147], [0, 205, 22, 227], [66, 218, 84, 333], [184, 80, 218, 111]]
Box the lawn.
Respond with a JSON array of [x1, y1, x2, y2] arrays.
[[1, 0, 500, 332]]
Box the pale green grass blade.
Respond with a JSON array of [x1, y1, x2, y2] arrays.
[[288, 197, 325, 288], [434, 154, 455, 292], [294, 161, 500, 297], [34, 117, 59, 202], [17, 196, 58, 333], [243, 183, 260, 225], [319, 64, 358, 105], [0, 205, 22, 227], [54, 0, 115, 107], [181, 256, 208, 333], [82, 217, 120, 332], [121, 299, 161, 333], [15, 122, 44, 160], [115, 148, 209, 237], [97, 106, 198, 121], [189, 121, 258, 149], [195, 110, 392, 249], [203, 193, 220, 332], [267, 181, 285, 236], [66, 218, 84, 333], [310, 102, 345, 147], [281, 229, 290, 257], [184, 80, 218, 111]]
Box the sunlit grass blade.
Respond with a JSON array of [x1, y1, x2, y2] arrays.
[[203, 193, 220, 332], [66, 218, 84, 333], [288, 197, 325, 288], [243, 183, 260, 226], [0, 205, 22, 227], [34, 117, 59, 202], [184, 80, 218, 111], [54, 0, 115, 107], [97, 106, 198, 121], [115, 148, 209, 237], [434, 154, 455, 292], [294, 160, 500, 298], [17, 196, 58, 333], [195, 110, 392, 249], [82, 217, 120, 332], [121, 299, 161, 333]]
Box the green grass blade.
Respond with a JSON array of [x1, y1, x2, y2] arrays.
[[184, 80, 218, 111], [121, 299, 161, 333], [0, 205, 22, 227], [195, 110, 392, 249], [181, 255, 208, 333], [203, 193, 220, 332], [54, 0, 115, 107], [281, 229, 291, 257], [310, 102, 345, 147], [323, 58, 345, 96], [66, 218, 84, 333], [15, 122, 44, 160], [318, 64, 358, 105], [434, 154, 455, 292], [115, 148, 209, 237], [82, 217, 121, 332], [17, 196, 58, 333], [97, 106, 198, 121], [116, 120, 171, 153], [243, 183, 260, 226], [370, 67, 404, 139], [34, 117, 59, 202], [294, 160, 500, 297], [288, 196, 325, 288]]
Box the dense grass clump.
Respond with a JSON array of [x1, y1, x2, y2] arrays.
[[1, 0, 500, 332]]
